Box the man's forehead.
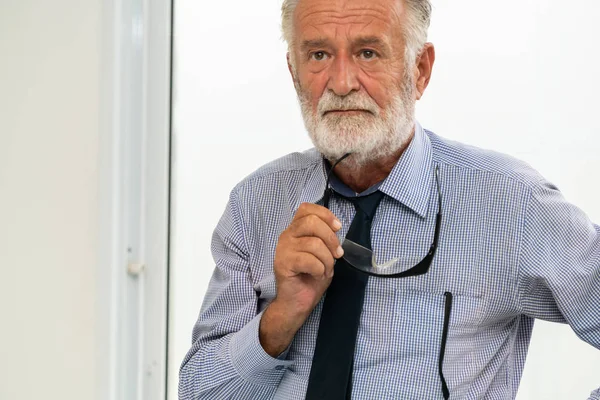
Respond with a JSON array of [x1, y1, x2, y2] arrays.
[[293, 0, 405, 39], [294, 0, 404, 14]]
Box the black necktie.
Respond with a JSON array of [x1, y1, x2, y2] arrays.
[[305, 190, 385, 400]]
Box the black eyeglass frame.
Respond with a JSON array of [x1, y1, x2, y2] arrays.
[[322, 154, 442, 278]]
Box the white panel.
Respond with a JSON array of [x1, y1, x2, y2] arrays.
[[169, 1, 600, 399], [98, 0, 171, 398]]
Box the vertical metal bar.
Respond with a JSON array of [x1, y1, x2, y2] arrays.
[[99, 0, 171, 398]]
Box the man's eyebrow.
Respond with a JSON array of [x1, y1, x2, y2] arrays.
[[300, 38, 331, 52], [300, 36, 389, 52], [353, 36, 388, 49]]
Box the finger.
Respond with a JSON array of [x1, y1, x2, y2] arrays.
[[292, 202, 342, 232], [289, 251, 327, 279], [290, 214, 343, 259], [294, 236, 335, 276]]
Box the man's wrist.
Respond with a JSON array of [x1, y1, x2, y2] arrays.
[[259, 299, 306, 357]]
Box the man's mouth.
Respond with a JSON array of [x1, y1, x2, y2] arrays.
[[322, 109, 371, 116]]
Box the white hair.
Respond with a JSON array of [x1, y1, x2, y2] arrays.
[[281, 0, 432, 66]]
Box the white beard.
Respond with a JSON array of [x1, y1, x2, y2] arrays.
[[296, 73, 416, 168]]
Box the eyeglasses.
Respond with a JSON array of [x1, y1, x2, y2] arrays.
[[323, 155, 442, 278]]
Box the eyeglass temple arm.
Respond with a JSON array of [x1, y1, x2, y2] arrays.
[[428, 166, 442, 255]]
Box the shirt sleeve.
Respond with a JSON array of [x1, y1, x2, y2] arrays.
[[589, 388, 600, 400], [178, 187, 293, 400], [517, 178, 600, 349]]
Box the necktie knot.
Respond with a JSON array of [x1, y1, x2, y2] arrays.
[[349, 190, 385, 219]]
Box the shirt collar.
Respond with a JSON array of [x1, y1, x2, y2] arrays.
[[379, 121, 433, 218], [299, 121, 433, 218]]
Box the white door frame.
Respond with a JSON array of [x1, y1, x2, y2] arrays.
[[97, 0, 172, 398]]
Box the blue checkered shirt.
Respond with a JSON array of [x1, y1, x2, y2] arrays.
[[179, 122, 600, 399]]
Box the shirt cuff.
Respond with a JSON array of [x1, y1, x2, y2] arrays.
[[228, 310, 294, 385]]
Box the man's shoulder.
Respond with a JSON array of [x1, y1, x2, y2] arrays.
[[241, 147, 321, 183], [232, 148, 322, 194], [426, 129, 545, 190]]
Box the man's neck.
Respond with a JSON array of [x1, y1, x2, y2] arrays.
[[331, 132, 414, 193]]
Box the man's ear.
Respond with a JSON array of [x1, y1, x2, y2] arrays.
[[415, 43, 435, 100], [287, 53, 293, 77], [287, 52, 299, 90]]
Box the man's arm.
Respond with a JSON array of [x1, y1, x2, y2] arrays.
[[516, 179, 600, 397], [178, 188, 292, 400], [178, 188, 342, 399], [517, 179, 600, 346]]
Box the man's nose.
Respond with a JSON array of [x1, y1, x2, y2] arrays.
[[327, 53, 360, 96]]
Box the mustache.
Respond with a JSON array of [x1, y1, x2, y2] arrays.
[[317, 92, 380, 116]]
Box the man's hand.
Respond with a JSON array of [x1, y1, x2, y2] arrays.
[[259, 202, 344, 357]]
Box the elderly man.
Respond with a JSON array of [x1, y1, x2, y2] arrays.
[[179, 0, 600, 398]]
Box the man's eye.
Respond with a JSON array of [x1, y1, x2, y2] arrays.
[[360, 50, 377, 60], [310, 51, 328, 61]]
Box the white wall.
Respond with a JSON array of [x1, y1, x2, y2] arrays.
[[170, 0, 600, 399], [0, 1, 100, 399]]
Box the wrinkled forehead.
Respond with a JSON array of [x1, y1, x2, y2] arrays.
[[293, 0, 406, 44]]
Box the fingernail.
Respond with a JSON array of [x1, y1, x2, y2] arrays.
[[337, 246, 344, 258], [333, 219, 342, 230]]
